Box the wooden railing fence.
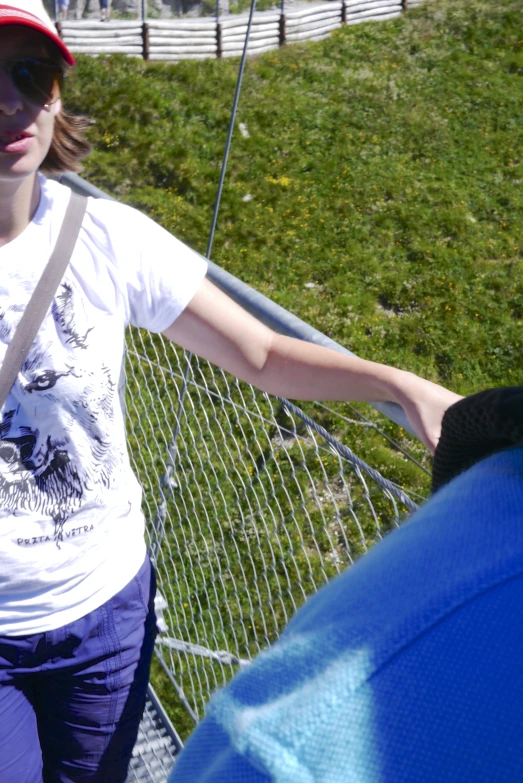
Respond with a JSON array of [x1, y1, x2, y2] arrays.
[[56, 0, 430, 61]]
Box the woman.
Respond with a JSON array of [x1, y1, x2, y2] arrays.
[[0, 2, 461, 781]]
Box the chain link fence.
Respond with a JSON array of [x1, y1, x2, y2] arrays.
[[124, 326, 428, 728]]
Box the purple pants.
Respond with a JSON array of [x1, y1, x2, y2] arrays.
[[0, 556, 157, 783]]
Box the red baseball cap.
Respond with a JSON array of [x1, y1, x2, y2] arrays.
[[0, 1, 75, 65]]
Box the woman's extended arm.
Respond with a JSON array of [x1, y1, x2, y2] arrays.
[[163, 279, 462, 452]]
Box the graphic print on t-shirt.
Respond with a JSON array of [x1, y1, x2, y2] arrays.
[[0, 281, 122, 546]]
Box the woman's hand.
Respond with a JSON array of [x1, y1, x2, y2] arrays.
[[391, 372, 463, 453]]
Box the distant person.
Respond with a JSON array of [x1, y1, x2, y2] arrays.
[[99, 0, 109, 21], [57, 0, 68, 20], [0, 0, 461, 779], [170, 388, 523, 782]]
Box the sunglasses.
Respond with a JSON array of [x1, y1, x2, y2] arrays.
[[1, 58, 64, 107]]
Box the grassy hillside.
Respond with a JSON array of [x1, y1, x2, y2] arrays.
[[66, 0, 523, 394]]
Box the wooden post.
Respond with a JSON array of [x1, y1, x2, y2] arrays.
[[142, 22, 149, 61], [341, 0, 346, 24], [216, 22, 222, 59], [55, 20, 62, 38], [279, 12, 286, 46], [401, 0, 408, 10]]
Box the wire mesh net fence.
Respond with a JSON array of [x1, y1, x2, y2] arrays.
[[54, 174, 431, 743], [124, 325, 430, 735]]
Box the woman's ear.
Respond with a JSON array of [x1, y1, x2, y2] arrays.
[[50, 98, 62, 116]]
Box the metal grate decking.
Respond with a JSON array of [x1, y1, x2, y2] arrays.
[[127, 685, 182, 783]]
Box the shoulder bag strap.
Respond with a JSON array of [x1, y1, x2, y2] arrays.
[[0, 190, 88, 412]]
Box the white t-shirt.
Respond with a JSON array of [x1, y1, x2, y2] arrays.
[[0, 175, 207, 635]]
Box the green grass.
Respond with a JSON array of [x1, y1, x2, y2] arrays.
[[66, 0, 523, 394], [62, 0, 523, 734]]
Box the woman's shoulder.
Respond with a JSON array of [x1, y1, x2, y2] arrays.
[[42, 176, 166, 238], [41, 176, 207, 286], [43, 176, 143, 233]]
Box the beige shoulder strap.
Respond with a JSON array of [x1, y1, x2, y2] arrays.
[[0, 190, 88, 411]]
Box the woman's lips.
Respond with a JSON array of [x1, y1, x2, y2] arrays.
[[0, 132, 32, 154]]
